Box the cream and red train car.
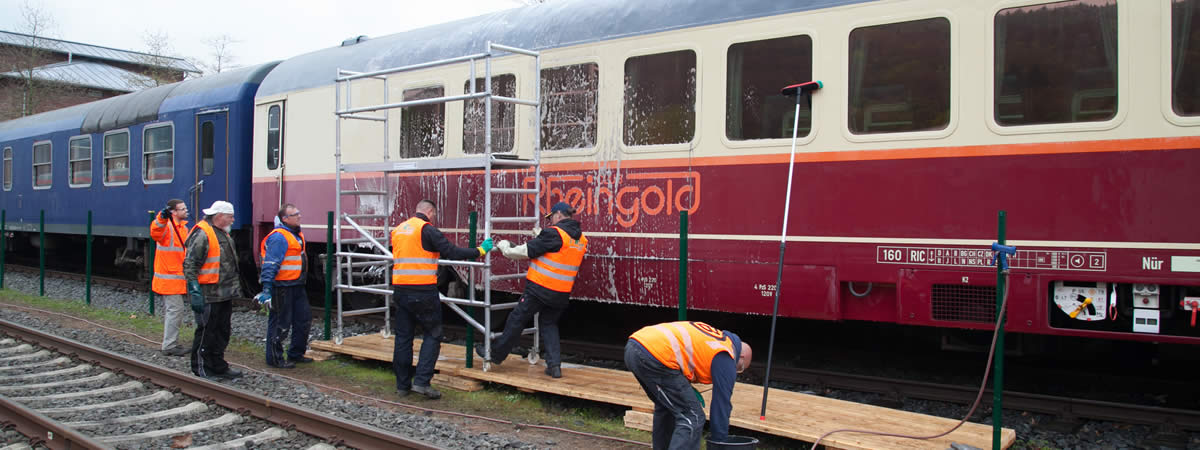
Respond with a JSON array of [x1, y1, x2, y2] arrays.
[[250, 0, 1200, 344]]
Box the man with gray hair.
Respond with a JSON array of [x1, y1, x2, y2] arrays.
[[184, 200, 243, 380]]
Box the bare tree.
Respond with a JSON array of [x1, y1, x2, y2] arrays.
[[201, 34, 240, 74], [3, 0, 59, 118], [127, 29, 182, 88]]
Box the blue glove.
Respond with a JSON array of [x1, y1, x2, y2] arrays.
[[480, 237, 494, 253], [188, 280, 204, 314], [256, 283, 273, 310]]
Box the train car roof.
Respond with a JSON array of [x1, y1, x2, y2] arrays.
[[256, 0, 873, 98], [0, 61, 281, 142]]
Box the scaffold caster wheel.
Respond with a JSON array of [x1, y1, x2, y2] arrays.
[[335, 336, 343, 345], [482, 361, 492, 372], [381, 328, 392, 339], [527, 351, 539, 365]]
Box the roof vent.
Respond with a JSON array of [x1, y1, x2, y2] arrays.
[[341, 35, 369, 46]]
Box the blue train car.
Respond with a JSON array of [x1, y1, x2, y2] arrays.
[[0, 62, 279, 272]]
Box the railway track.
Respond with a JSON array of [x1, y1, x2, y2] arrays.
[[9, 263, 1198, 445], [0, 319, 440, 450]]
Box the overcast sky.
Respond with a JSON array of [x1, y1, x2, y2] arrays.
[[2, 0, 525, 72]]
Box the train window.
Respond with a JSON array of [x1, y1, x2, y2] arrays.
[[463, 74, 515, 154], [994, 0, 1118, 125], [726, 35, 813, 140], [68, 136, 91, 188], [266, 105, 281, 170], [32, 141, 51, 189], [201, 121, 215, 175], [541, 63, 598, 150], [624, 50, 696, 146], [1174, 0, 1200, 116], [103, 131, 130, 186], [399, 86, 445, 158], [849, 18, 950, 134], [143, 124, 173, 184], [3, 147, 11, 191]]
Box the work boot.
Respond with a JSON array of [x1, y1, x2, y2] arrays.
[[396, 388, 410, 398], [268, 360, 295, 369], [544, 365, 562, 379], [163, 346, 189, 357], [218, 368, 243, 379], [412, 384, 442, 399], [290, 356, 315, 363], [474, 344, 501, 365]]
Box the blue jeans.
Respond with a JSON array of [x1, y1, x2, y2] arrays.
[[391, 288, 442, 390], [265, 284, 311, 365], [625, 339, 705, 450]]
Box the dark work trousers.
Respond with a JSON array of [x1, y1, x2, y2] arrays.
[[265, 284, 312, 365], [191, 300, 233, 377], [625, 339, 705, 450], [489, 294, 565, 367], [391, 287, 443, 391]]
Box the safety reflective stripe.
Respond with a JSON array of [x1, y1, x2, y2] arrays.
[[153, 273, 185, 280], [199, 268, 219, 275], [534, 258, 579, 272], [393, 269, 438, 275], [156, 244, 184, 252], [393, 257, 438, 264], [666, 323, 699, 380], [205, 257, 220, 263], [283, 256, 302, 261], [528, 262, 576, 282], [650, 324, 696, 381]]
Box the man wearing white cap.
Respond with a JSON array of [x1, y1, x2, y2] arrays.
[[183, 200, 243, 380]]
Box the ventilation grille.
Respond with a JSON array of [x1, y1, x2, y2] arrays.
[[932, 284, 997, 323]]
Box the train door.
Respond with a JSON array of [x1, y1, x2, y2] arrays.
[[193, 110, 228, 223]]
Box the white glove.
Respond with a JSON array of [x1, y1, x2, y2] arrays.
[[501, 243, 530, 261], [531, 227, 542, 238], [254, 292, 272, 311], [497, 240, 513, 251]]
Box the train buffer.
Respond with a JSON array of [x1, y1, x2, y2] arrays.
[[311, 333, 1015, 449]]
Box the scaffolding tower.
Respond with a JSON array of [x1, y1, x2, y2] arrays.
[[332, 42, 542, 371]]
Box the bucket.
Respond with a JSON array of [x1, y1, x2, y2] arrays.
[[706, 435, 759, 450]]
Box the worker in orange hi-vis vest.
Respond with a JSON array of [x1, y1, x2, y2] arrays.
[[478, 201, 586, 379], [150, 199, 190, 357], [626, 321, 752, 449], [258, 203, 312, 369], [183, 200, 243, 381], [390, 199, 493, 399]]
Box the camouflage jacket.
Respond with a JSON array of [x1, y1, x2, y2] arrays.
[[182, 218, 242, 302]]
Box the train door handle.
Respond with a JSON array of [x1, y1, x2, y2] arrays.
[[189, 180, 204, 193]]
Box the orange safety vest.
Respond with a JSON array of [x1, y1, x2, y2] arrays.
[[259, 228, 305, 281], [391, 217, 438, 285], [526, 226, 587, 292], [630, 321, 736, 384], [150, 216, 189, 295], [191, 220, 221, 285]]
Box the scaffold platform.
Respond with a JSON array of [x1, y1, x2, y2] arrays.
[[310, 334, 1015, 449]]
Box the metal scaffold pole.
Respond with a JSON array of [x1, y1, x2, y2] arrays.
[[329, 43, 543, 371]]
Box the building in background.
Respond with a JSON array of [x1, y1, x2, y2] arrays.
[[0, 30, 201, 121]]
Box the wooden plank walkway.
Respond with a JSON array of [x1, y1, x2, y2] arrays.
[[311, 333, 1015, 449]]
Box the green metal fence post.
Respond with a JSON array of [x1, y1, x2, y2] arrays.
[[1, 209, 7, 289], [148, 211, 155, 315], [678, 211, 688, 321], [39, 210, 45, 296], [86, 211, 93, 305], [324, 211, 334, 340], [465, 211, 478, 368], [993, 210, 1007, 450]]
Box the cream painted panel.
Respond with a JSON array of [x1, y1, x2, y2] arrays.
[[258, 0, 1190, 178]]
